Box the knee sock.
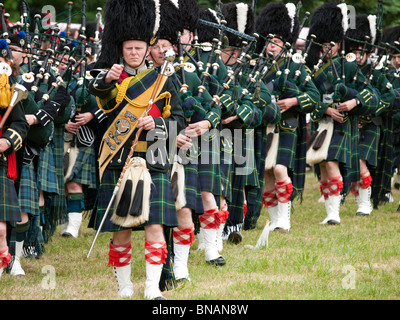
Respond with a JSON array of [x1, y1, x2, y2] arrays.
[[199, 207, 219, 229], [66, 193, 85, 213], [275, 178, 293, 203], [262, 189, 278, 208], [145, 240, 167, 265], [360, 171, 372, 189], [173, 224, 195, 246], [328, 176, 343, 197], [108, 241, 132, 267]]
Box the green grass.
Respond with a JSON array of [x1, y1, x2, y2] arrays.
[[1, 171, 400, 300]]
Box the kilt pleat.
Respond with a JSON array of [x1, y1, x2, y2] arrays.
[[65, 145, 98, 189], [0, 165, 21, 224], [182, 163, 200, 211], [37, 144, 59, 194], [18, 163, 40, 217], [359, 122, 379, 168], [276, 128, 298, 170], [93, 168, 178, 233]]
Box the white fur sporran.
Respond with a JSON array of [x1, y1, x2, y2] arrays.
[[306, 117, 334, 165], [265, 124, 279, 170], [111, 157, 152, 228]]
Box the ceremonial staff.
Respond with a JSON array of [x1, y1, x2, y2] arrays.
[[87, 49, 176, 258], [0, 84, 29, 130]]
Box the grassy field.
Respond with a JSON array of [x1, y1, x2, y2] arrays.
[[1, 171, 400, 300]]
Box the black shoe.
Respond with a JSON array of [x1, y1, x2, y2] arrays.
[[206, 256, 226, 266], [327, 220, 340, 225], [228, 231, 242, 244]]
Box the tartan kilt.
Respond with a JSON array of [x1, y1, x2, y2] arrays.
[[181, 162, 200, 212], [219, 133, 233, 202], [93, 167, 178, 233], [197, 134, 222, 195], [65, 145, 98, 189], [325, 120, 352, 167], [359, 122, 380, 168], [0, 165, 21, 224], [276, 127, 298, 170], [227, 172, 245, 225], [18, 162, 40, 217], [37, 143, 59, 194], [240, 128, 259, 187]]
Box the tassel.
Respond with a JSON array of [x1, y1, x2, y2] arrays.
[[170, 162, 186, 210], [129, 179, 143, 216], [306, 130, 318, 151], [115, 180, 132, 217], [63, 149, 70, 176], [171, 171, 179, 200], [312, 129, 327, 151], [111, 157, 152, 228], [265, 132, 274, 154]]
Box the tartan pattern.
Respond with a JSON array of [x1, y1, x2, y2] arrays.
[[94, 168, 178, 233], [199, 207, 219, 229], [372, 114, 395, 207], [198, 137, 222, 195], [276, 128, 297, 170], [18, 163, 40, 216], [108, 241, 132, 267], [37, 143, 59, 194], [359, 122, 380, 168], [275, 178, 293, 203], [65, 145, 98, 189], [0, 165, 21, 223], [327, 176, 343, 196], [145, 240, 167, 265], [320, 180, 330, 199], [263, 58, 314, 202], [181, 163, 200, 211], [97, 68, 158, 112], [172, 224, 194, 245], [228, 173, 246, 225], [263, 189, 278, 208], [48, 126, 68, 225]]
